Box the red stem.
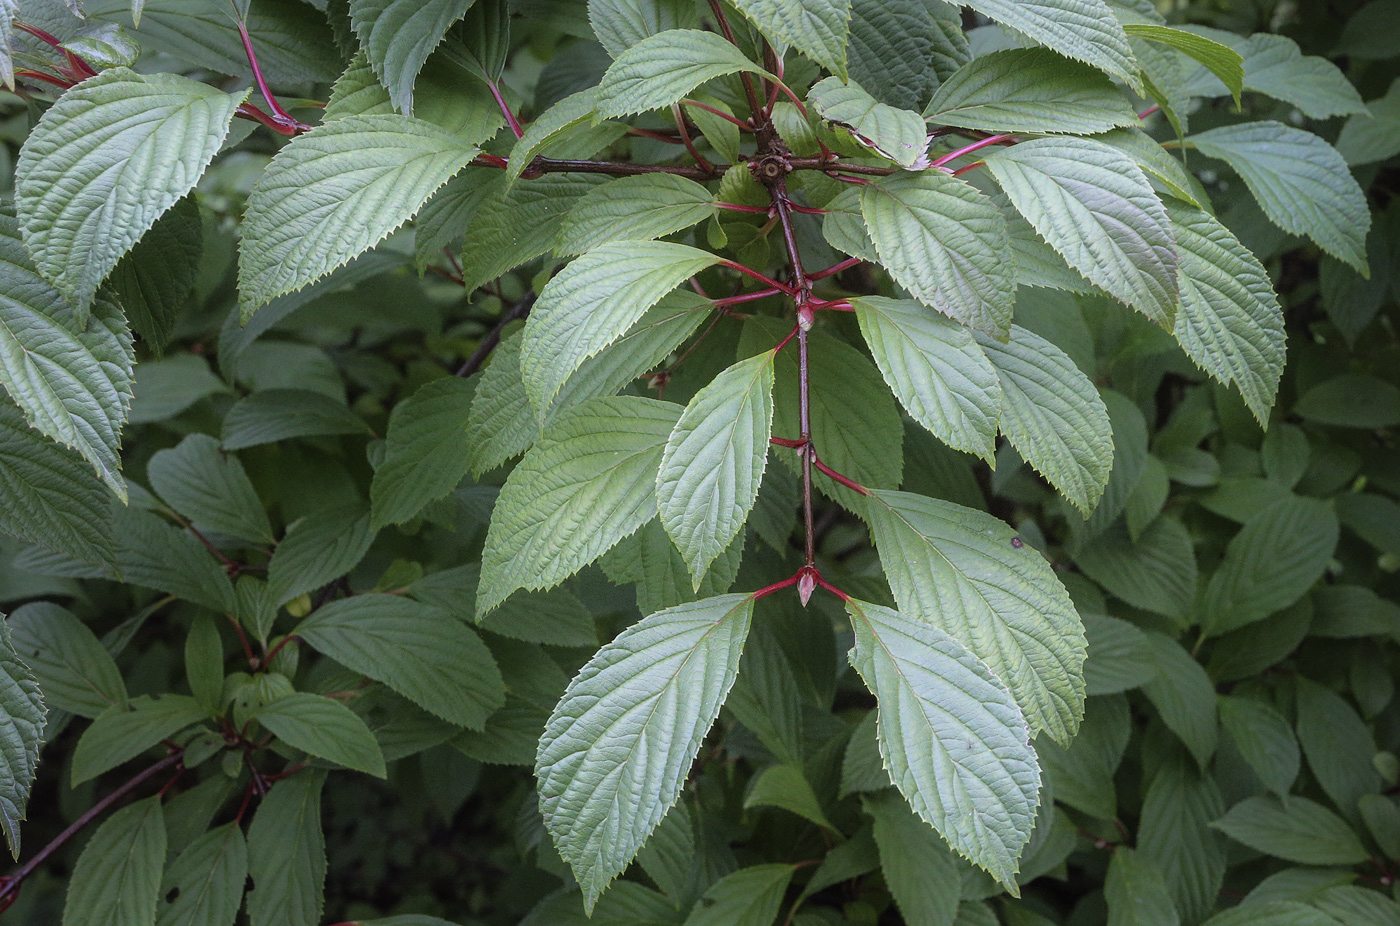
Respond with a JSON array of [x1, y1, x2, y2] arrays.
[[813, 457, 869, 495], [716, 202, 771, 215], [931, 133, 1015, 168], [0, 752, 183, 910], [719, 260, 795, 294], [234, 14, 308, 132], [773, 324, 800, 354], [952, 161, 985, 178], [680, 98, 753, 130], [263, 634, 299, 664], [711, 288, 783, 307], [751, 573, 800, 600], [816, 576, 849, 601], [489, 80, 524, 139]]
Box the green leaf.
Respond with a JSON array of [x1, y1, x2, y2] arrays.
[[0, 616, 44, 860], [371, 377, 475, 529], [478, 396, 680, 611], [865, 489, 1086, 743], [1137, 754, 1226, 926], [729, 0, 850, 78], [297, 594, 504, 730], [1039, 694, 1130, 819], [1122, 24, 1243, 105], [962, 0, 1140, 91], [1105, 847, 1180, 926], [683, 863, 795, 926], [107, 194, 201, 356], [184, 614, 222, 717], [148, 434, 272, 545], [986, 137, 1178, 325], [15, 68, 245, 318], [7, 602, 124, 719], [1235, 33, 1366, 120], [1140, 634, 1218, 769], [266, 502, 376, 606], [852, 296, 1000, 462], [520, 241, 718, 418], [809, 76, 928, 168], [1217, 695, 1299, 798], [112, 508, 236, 614], [1200, 496, 1338, 638], [1295, 373, 1400, 428], [256, 692, 387, 778], [536, 593, 753, 910], [1212, 795, 1367, 866], [1095, 128, 1203, 208], [348, 0, 471, 114], [1190, 121, 1370, 274], [0, 397, 116, 568], [72, 695, 206, 784], [126, 354, 228, 426], [604, 518, 744, 615], [0, 211, 133, 497], [744, 764, 834, 829], [246, 770, 327, 926], [155, 823, 247, 926], [1359, 794, 1400, 861], [1200, 904, 1342, 926], [1164, 201, 1286, 423], [1337, 78, 1400, 167], [589, 0, 697, 58], [926, 48, 1138, 135], [1296, 677, 1381, 825], [1081, 615, 1158, 696], [1074, 517, 1196, 620], [594, 29, 773, 118], [846, 0, 968, 112], [408, 563, 598, 648], [221, 389, 371, 451], [860, 172, 1016, 338], [557, 173, 716, 255], [864, 790, 961, 926], [238, 114, 481, 317], [324, 51, 504, 140], [657, 351, 773, 586], [845, 598, 1041, 891], [62, 796, 164, 926], [977, 325, 1112, 516]]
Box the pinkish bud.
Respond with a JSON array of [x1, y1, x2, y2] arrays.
[[798, 569, 816, 606], [797, 303, 815, 331]]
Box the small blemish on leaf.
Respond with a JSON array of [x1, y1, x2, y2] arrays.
[[1011, 537, 1024, 549]]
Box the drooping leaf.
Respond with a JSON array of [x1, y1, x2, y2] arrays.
[[0, 617, 44, 860], [536, 594, 754, 911], [112, 508, 236, 613], [106, 194, 201, 356], [977, 325, 1112, 515], [238, 114, 482, 317], [155, 823, 247, 926], [845, 598, 1041, 891], [962, 0, 1140, 91], [926, 48, 1138, 135], [1165, 201, 1286, 423], [1122, 23, 1243, 104], [0, 211, 133, 498], [594, 29, 773, 118], [246, 771, 327, 926], [62, 796, 165, 926], [985, 137, 1178, 325], [1212, 795, 1367, 866], [15, 68, 246, 319], [147, 433, 273, 545], [852, 296, 1000, 462], [478, 396, 680, 612], [860, 171, 1016, 338], [519, 241, 718, 418], [864, 489, 1086, 744], [1295, 677, 1381, 825], [296, 594, 504, 730], [1190, 121, 1370, 274], [256, 692, 387, 778], [809, 76, 928, 168], [220, 389, 371, 451], [1038, 694, 1130, 819], [1140, 634, 1218, 769], [348, 0, 472, 114], [656, 351, 773, 586], [1337, 77, 1400, 167], [370, 377, 475, 529]]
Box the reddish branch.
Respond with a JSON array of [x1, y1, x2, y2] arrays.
[[0, 751, 184, 913]]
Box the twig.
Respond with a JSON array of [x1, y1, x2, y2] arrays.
[[457, 292, 537, 377]]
